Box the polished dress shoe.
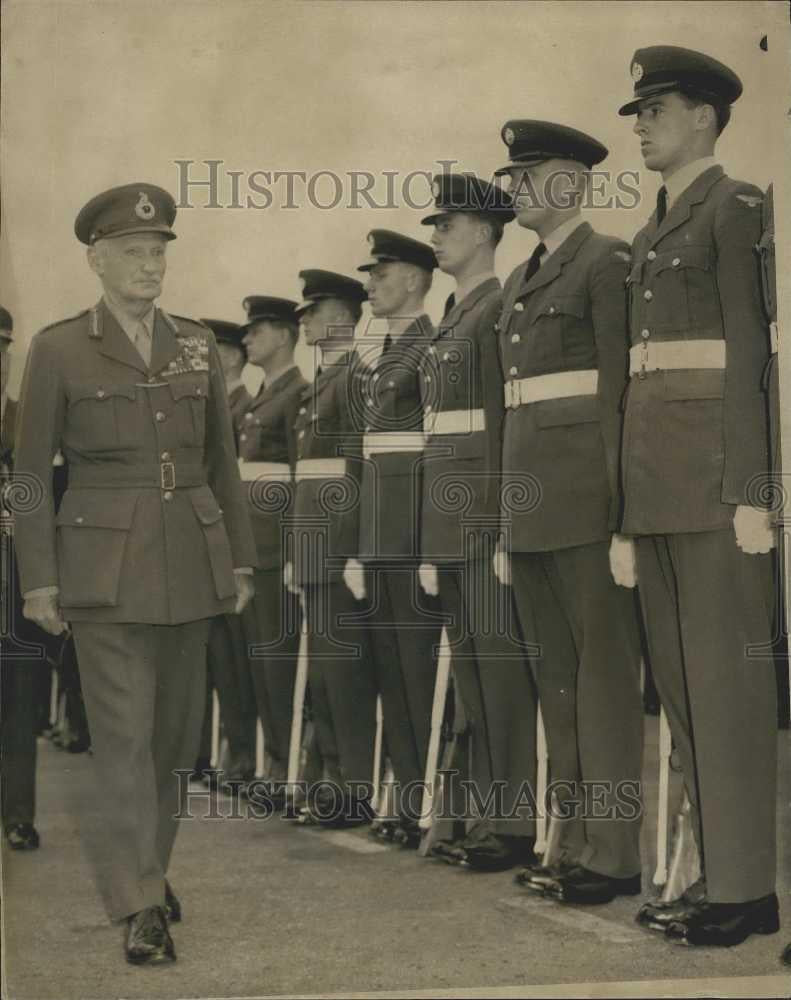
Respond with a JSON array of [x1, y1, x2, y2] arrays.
[[514, 857, 575, 892], [5, 823, 40, 850], [462, 834, 536, 873], [298, 792, 373, 829], [164, 880, 181, 923], [541, 865, 641, 905], [393, 819, 421, 849], [369, 819, 398, 842], [636, 877, 706, 932], [782, 941, 791, 966], [665, 893, 780, 947], [125, 906, 175, 965], [429, 838, 468, 866]]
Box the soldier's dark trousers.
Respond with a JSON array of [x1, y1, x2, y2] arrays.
[[438, 563, 537, 837], [635, 529, 777, 903], [510, 541, 643, 878], [303, 578, 377, 796], [243, 568, 301, 781], [71, 620, 210, 923], [207, 614, 257, 776], [364, 565, 441, 821]]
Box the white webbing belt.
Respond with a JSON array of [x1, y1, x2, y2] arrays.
[[629, 339, 726, 375], [362, 431, 427, 458], [237, 459, 292, 482], [504, 369, 598, 409], [425, 408, 485, 435], [295, 458, 347, 481]]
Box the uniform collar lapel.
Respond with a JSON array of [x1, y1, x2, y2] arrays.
[[437, 277, 500, 338], [148, 308, 182, 377], [649, 165, 724, 247], [521, 221, 592, 296], [250, 365, 300, 409], [94, 300, 149, 375]]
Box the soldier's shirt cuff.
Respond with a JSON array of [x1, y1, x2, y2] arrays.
[[234, 567, 253, 575], [23, 586, 60, 599]]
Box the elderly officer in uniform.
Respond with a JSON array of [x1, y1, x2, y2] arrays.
[[492, 123, 644, 904], [285, 269, 378, 826], [237, 297, 307, 801], [344, 230, 442, 847], [13, 184, 256, 965], [417, 175, 538, 870], [617, 47, 779, 948]]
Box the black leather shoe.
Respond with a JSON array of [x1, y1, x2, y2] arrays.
[[462, 834, 536, 873], [665, 894, 780, 947], [369, 819, 398, 842], [781, 941, 791, 966], [298, 792, 373, 829], [542, 865, 641, 905], [393, 819, 421, 849], [125, 906, 176, 965], [429, 838, 468, 865], [636, 878, 706, 932], [164, 881, 181, 923], [514, 857, 575, 892], [5, 823, 40, 850]]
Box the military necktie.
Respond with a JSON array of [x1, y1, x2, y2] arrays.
[[443, 293, 456, 319], [381, 332, 392, 356], [133, 320, 152, 367], [524, 241, 546, 284], [656, 185, 668, 225]]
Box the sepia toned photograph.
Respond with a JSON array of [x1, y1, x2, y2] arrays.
[[1, 1, 790, 997]]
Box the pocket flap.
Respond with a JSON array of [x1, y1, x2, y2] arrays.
[[654, 246, 711, 275], [55, 489, 139, 529], [69, 382, 137, 404], [535, 294, 586, 321], [663, 369, 725, 401], [170, 379, 208, 401], [535, 394, 600, 428], [189, 489, 224, 525]]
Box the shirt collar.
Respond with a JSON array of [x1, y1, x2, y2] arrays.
[[225, 376, 244, 397], [664, 157, 718, 211], [386, 313, 424, 339], [262, 362, 297, 388], [103, 295, 155, 342], [541, 214, 585, 262], [454, 270, 496, 305]]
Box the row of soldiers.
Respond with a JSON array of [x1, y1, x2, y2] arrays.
[[7, 43, 785, 967]]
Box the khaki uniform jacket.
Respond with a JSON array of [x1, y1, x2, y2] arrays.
[[620, 166, 771, 535], [357, 316, 435, 561], [419, 278, 505, 562], [13, 300, 257, 624], [289, 351, 366, 586], [496, 222, 630, 552], [237, 367, 307, 570]]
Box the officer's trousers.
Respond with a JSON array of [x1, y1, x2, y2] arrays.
[[303, 577, 377, 795], [438, 562, 537, 837], [510, 541, 643, 878], [72, 619, 210, 923], [635, 529, 777, 903], [364, 564, 441, 820], [243, 568, 301, 780]]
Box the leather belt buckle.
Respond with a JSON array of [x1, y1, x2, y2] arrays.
[[161, 462, 176, 490]]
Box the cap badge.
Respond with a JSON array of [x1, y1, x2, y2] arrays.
[[135, 192, 156, 220], [504, 127, 516, 146], [631, 62, 644, 82]]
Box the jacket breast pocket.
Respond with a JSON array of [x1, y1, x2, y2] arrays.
[[170, 377, 209, 444], [534, 394, 600, 428], [189, 488, 237, 600], [66, 382, 138, 451], [533, 294, 588, 366], [55, 489, 138, 607], [652, 246, 718, 331]]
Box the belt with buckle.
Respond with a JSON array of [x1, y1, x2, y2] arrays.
[[425, 408, 485, 435], [69, 462, 206, 489], [629, 339, 726, 378], [504, 370, 598, 409]]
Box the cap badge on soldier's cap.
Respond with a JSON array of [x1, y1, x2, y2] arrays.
[[135, 192, 156, 220], [631, 62, 644, 82], [504, 127, 516, 146]]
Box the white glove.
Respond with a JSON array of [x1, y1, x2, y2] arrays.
[[343, 558, 367, 600], [418, 563, 439, 597], [733, 505, 776, 554], [609, 533, 638, 588], [493, 545, 511, 586], [283, 561, 301, 595]]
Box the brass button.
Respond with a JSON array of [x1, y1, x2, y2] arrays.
[[245, 412, 254, 421], [311, 413, 318, 421], [298, 430, 305, 439], [163, 491, 173, 501], [429, 346, 436, 354], [96, 389, 106, 399], [387, 380, 395, 388], [75, 516, 84, 524], [509, 366, 518, 376], [643, 290, 653, 301], [161, 451, 170, 461], [299, 407, 307, 415], [641, 329, 650, 340], [672, 257, 681, 267], [514, 302, 524, 312], [647, 250, 656, 261], [195, 387, 202, 396], [442, 352, 450, 361], [549, 305, 556, 314], [511, 334, 520, 344], [239, 433, 247, 442], [155, 410, 166, 422], [148, 375, 156, 383]]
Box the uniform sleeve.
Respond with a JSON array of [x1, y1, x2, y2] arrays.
[[714, 187, 772, 506], [204, 331, 258, 569], [13, 333, 66, 594], [590, 244, 630, 530]]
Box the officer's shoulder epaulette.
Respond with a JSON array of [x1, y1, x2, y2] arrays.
[[37, 307, 92, 337], [160, 311, 212, 337], [719, 177, 764, 210]]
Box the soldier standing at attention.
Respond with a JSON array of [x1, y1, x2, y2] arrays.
[[418, 175, 538, 871], [347, 230, 442, 848], [617, 47, 779, 947], [492, 122, 644, 904], [238, 298, 307, 804], [287, 269, 378, 826], [13, 184, 256, 965]]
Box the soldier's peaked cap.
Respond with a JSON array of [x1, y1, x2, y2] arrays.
[[242, 296, 299, 327], [619, 46, 742, 116], [494, 121, 608, 175], [200, 318, 245, 348], [295, 270, 367, 315], [421, 173, 515, 225], [358, 230, 437, 272], [75, 183, 177, 245]]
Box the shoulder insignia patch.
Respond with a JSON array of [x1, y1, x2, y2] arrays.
[[39, 307, 91, 335], [736, 194, 763, 208]]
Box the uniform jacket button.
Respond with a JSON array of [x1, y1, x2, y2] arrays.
[[672, 257, 681, 267], [641, 329, 650, 339], [549, 305, 556, 314], [163, 491, 173, 501], [155, 411, 166, 422], [512, 333, 521, 343], [298, 430, 305, 439], [299, 407, 307, 415], [647, 250, 657, 261], [161, 451, 171, 461], [148, 375, 156, 383], [644, 290, 653, 301], [239, 433, 247, 442], [442, 352, 450, 361], [514, 302, 524, 312], [509, 366, 518, 376], [75, 516, 84, 524], [245, 412, 254, 421], [96, 389, 105, 399]]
